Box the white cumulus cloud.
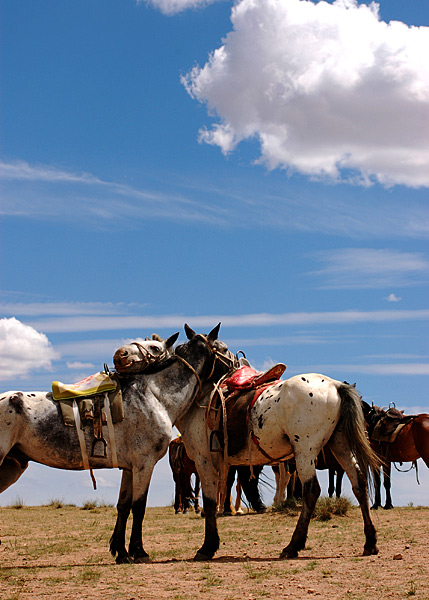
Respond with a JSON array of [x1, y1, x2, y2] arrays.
[[0, 317, 59, 381], [183, 0, 429, 187]]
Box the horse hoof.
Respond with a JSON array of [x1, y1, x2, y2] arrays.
[[363, 546, 379, 556], [193, 552, 212, 561], [383, 504, 394, 510], [134, 555, 152, 564], [115, 555, 133, 564], [279, 548, 298, 559]]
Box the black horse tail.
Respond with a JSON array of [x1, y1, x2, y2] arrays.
[[338, 383, 381, 480]]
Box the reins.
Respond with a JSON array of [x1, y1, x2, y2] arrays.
[[174, 336, 234, 401]]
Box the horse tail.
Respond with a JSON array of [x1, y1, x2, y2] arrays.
[[337, 383, 381, 479]]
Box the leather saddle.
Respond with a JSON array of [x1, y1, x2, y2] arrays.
[[371, 407, 414, 443], [208, 363, 286, 457]]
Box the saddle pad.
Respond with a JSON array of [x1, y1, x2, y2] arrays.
[[52, 372, 117, 401], [223, 364, 286, 391], [55, 386, 124, 428], [223, 366, 260, 391]]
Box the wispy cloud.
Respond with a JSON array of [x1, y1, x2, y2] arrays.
[[0, 159, 226, 227], [297, 363, 429, 376], [0, 301, 142, 317], [311, 248, 429, 289], [20, 308, 429, 333], [1, 159, 428, 238]]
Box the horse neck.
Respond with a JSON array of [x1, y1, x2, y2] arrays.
[[152, 353, 212, 423]]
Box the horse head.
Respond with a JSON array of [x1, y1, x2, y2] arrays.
[[181, 323, 236, 382], [113, 331, 179, 373]]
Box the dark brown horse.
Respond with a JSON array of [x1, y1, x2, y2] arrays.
[[362, 401, 429, 509], [168, 436, 200, 514]]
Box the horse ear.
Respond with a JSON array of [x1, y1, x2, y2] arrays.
[[184, 324, 196, 339], [151, 333, 163, 342], [165, 332, 179, 349], [207, 323, 221, 344]]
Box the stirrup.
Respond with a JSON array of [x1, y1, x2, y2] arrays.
[[91, 437, 108, 458], [209, 430, 224, 452]]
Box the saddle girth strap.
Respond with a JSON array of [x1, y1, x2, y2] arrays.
[[103, 392, 118, 469], [72, 400, 90, 470]]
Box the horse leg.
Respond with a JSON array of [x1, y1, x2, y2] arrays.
[[221, 467, 236, 515], [372, 466, 382, 510], [173, 472, 182, 513], [328, 468, 335, 498], [193, 473, 201, 513], [192, 464, 220, 560], [275, 463, 291, 504], [128, 463, 158, 563], [129, 490, 150, 563], [383, 462, 394, 510], [280, 454, 321, 559], [328, 433, 378, 556], [335, 467, 345, 498], [234, 477, 244, 514], [238, 465, 266, 513], [110, 469, 133, 563], [180, 470, 191, 514]]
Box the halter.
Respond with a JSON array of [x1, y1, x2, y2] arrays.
[[128, 341, 169, 367], [174, 335, 236, 400]]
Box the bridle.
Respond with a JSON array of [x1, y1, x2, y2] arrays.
[[174, 335, 236, 400], [126, 341, 169, 368]]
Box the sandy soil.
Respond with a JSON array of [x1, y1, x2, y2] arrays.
[[1, 503, 428, 600]]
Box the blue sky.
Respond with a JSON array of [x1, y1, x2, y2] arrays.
[[0, 0, 428, 509]]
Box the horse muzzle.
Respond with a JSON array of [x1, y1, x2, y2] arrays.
[[113, 350, 134, 372]]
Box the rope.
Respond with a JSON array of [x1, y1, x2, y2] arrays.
[[103, 393, 118, 469]]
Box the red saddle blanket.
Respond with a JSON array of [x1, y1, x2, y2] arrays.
[[223, 364, 286, 392]]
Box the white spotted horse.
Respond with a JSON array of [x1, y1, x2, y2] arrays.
[[0, 328, 224, 563], [176, 326, 381, 560]]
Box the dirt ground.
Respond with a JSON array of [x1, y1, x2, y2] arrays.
[[1, 503, 428, 600]]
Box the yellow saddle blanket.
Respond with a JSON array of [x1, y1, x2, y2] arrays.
[[52, 372, 124, 427], [52, 372, 117, 400]]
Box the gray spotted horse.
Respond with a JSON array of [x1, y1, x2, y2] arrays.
[[0, 329, 223, 563]]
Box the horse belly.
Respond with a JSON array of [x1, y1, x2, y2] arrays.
[[387, 424, 420, 463], [251, 376, 340, 459]]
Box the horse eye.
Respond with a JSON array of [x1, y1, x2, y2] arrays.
[[150, 345, 161, 354]]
